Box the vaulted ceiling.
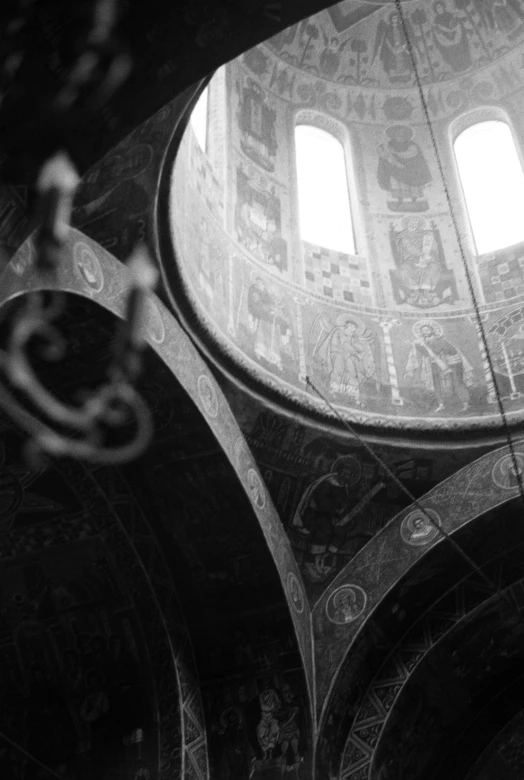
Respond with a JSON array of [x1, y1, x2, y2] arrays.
[[2, 2, 524, 780]]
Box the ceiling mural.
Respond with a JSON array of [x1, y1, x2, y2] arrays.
[[166, 33, 524, 436], [269, 0, 524, 88], [220, 385, 492, 601], [67, 30, 524, 438], [6, 1, 524, 779], [310, 438, 524, 726]]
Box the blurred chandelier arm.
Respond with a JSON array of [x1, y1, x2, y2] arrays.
[[0, 151, 156, 465], [0, 1, 157, 465]]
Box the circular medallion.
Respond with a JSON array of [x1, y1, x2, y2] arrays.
[[143, 297, 165, 344], [287, 572, 304, 614], [492, 452, 524, 490], [234, 438, 245, 470], [197, 374, 218, 419], [247, 468, 266, 510], [401, 508, 441, 546], [10, 240, 33, 277], [412, 319, 443, 341], [331, 455, 362, 487], [73, 242, 104, 293], [326, 584, 367, 625]]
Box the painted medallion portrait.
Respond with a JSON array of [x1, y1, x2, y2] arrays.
[[73, 242, 104, 294], [247, 468, 266, 509], [287, 572, 305, 614], [401, 508, 441, 546], [326, 584, 367, 625], [492, 452, 524, 490], [197, 374, 219, 419]]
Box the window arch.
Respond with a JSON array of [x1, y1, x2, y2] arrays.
[[454, 120, 524, 255], [295, 124, 356, 255], [190, 87, 209, 152]]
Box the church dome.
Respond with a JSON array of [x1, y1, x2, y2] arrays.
[[164, 0, 524, 442]]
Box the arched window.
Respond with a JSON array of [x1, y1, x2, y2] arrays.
[[295, 124, 356, 254], [190, 87, 209, 152], [454, 120, 524, 255]]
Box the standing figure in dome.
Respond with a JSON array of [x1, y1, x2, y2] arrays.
[[237, 78, 278, 172], [478, 0, 524, 38], [255, 679, 281, 760], [372, 11, 414, 84], [403, 321, 473, 412], [377, 125, 433, 212], [432, 2, 473, 73], [310, 315, 380, 406], [389, 217, 457, 308], [247, 277, 293, 371], [319, 33, 350, 79]]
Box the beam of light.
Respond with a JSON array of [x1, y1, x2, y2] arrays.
[[455, 121, 524, 255], [295, 125, 356, 255]]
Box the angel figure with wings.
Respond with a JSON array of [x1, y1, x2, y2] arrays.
[[310, 314, 380, 406], [319, 32, 350, 78]]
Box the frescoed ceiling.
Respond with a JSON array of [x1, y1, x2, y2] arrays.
[[4, 1, 524, 779], [268, 0, 524, 88]]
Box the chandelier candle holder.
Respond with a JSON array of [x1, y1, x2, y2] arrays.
[[0, 151, 156, 465]]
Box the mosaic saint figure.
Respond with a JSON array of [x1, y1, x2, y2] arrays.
[[247, 277, 293, 371], [291, 456, 375, 584], [256, 680, 281, 759], [478, 0, 524, 37], [377, 126, 432, 212], [237, 78, 277, 171], [493, 454, 524, 488], [217, 707, 251, 778], [332, 588, 359, 623], [311, 315, 380, 405], [276, 685, 303, 770], [372, 11, 413, 84], [390, 217, 457, 308], [236, 169, 287, 271], [197, 216, 225, 304], [404, 321, 473, 412], [432, 2, 473, 73]]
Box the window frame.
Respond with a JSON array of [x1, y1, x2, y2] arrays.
[[450, 108, 524, 257], [189, 83, 210, 154], [293, 110, 363, 257]]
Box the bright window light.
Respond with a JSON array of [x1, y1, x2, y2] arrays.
[[455, 121, 524, 255], [190, 88, 209, 152], [295, 125, 356, 254]]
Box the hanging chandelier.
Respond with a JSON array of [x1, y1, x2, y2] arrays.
[[0, 0, 156, 464]]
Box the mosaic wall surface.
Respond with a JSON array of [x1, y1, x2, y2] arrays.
[[223, 386, 491, 602], [170, 11, 524, 432]]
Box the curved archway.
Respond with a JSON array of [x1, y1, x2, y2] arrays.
[[1, 229, 316, 774], [316, 498, 524, 778]]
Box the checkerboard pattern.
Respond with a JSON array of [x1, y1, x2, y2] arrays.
[[303, 241, 373, 305], [478, 247, 524, 304]]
